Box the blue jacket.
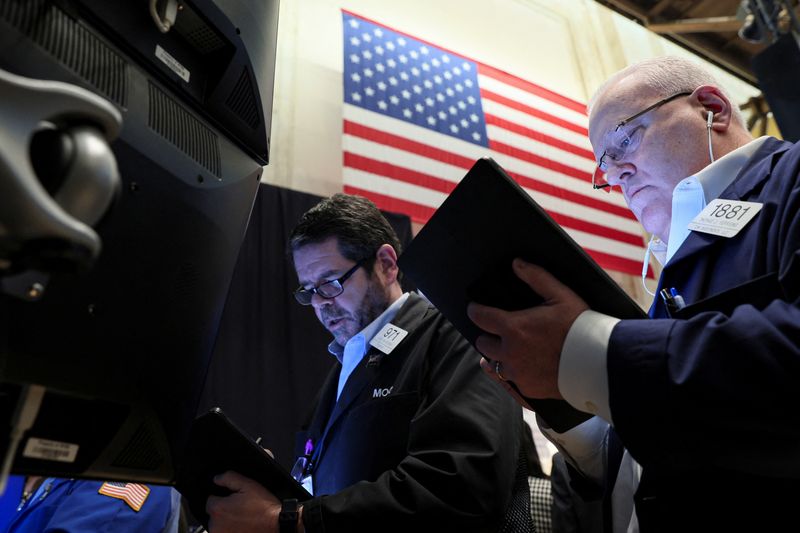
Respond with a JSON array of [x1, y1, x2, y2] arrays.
[[609, 137, 800, 531], [5, 478, 180, 533]]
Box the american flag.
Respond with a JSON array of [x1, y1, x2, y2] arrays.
[[98, 481, 150, 511], [341, 11, 648, 277]]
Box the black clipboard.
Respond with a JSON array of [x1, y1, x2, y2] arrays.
[[176, 408, 311, 528], [397, 158, 647, 431]]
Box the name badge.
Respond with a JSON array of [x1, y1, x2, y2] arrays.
[[687, 199, 763, 238], [369, 323, 408, 354]]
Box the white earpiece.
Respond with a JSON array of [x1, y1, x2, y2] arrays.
[[707, 110, 714, 128]]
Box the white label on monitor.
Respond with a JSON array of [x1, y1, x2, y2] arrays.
[[22, 437, 79, 463], [155, 44, 191, 83]]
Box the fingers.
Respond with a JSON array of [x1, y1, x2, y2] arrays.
[[511, 259, 574, 304], [213, 470, 248, 491]]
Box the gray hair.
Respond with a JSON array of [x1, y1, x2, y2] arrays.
[[588, 56, 746, 129]]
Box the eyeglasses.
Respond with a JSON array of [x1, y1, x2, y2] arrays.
[[591, 91, 692, 190], [293, 258, 366, 305]]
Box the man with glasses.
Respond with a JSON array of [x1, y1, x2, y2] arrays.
[[206, 193, 532, 532], [468, 55, 800, 531]]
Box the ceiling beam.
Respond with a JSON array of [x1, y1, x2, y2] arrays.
[[647, 16, 743, 34]]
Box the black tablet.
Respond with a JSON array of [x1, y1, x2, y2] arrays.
[[397, 157, 647, 432], [176, 408, 312, 528]]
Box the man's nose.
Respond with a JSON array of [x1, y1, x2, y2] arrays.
[[604, 160, 634, 186], [310, 292, 332, 309]]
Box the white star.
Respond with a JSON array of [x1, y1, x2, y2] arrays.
[[351, 73, 361, 82], [453, 67, 462, 76], [374, 28, 383, 37], [403, 108, 412, 118], [425, 97, 434, 107], [467, 96, 477, 105], [401, 89, 411, 99], [455, 83, 463, 92], [350, 54, 360, 64], [364, 68, 373, 77], [375, 45, 384, 55], [400, 71, 409, 81], [362, 33, 372, 42], [470, 113, 479, 122], [472, 132, 481, 141], [450, 124, 459, 133], [387, 59, 396, 68], [436, 93, 445, 102], [386, 42, 395, 51], [413, 85, 422, 94], [446, 88, 455, 97], [449, 105, 457, 115], [390, 95, 399, 105], [388, 76, 398, 86], [457, 101, 466, 110], [433, 75, 442, 84], [410, 50, 419, 59], [464, 79, 474, 88], [398, 54, 408, 64], [415, 103, 424, 112], [427, 116, 436, 125], [424, 80, 433, 89], [420, 46, 429, 55], [350, 37, 360, 46], [378, 100, 388, 110], [363, 50, 372, 60], [462, 62, 471, 70], [444, 71, 452, 80], [351, 92, 362, 102], [411, 67, 420, 76], [460, 118, 468, 127], [397, 37, 406, 46], [348, 19, 359, 28], [365, 87, 375, 96], [377, 81, 387, 91], [438, 111, 447, 120], [442, 55, 450, 63], [422, 63, 430, 71], [432, 58, 441, 68], [376, 63, 385, 73]]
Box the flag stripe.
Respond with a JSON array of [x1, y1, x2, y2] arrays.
[[485, 113, 595, 161], [478, 62, 588, 114], [480, 88, 588, 136]]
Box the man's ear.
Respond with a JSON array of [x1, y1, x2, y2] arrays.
[[693, 85, 733, 132], [374, 243, 399, 284]]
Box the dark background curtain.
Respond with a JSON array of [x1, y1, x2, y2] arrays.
[[198, 183, 414, 468]]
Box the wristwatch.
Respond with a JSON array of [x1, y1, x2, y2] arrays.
[[279, 498, 299, 533]]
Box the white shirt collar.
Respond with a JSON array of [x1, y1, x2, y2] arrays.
[[327, 292, 410, 362], [665, 136, 770, 262]]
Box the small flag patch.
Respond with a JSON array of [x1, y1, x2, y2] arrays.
[[98, 482, 150, 511]]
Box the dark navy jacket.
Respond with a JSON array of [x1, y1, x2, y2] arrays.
[[609, 138, 800, 531]]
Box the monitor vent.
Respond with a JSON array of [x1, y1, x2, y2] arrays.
[[148, 82, 221, 176], [174, 6, 227, 55], [225, 67, 261, 130], [0, 0, 128, 106], [111, 422, 165, 471]]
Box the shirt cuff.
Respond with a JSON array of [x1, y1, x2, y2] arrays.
[[558, 310, 619, 423], [536, 413, 609, 484]]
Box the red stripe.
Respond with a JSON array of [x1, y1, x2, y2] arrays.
[[583, 248, 651, 279], [548, 211, 643, 247], [481, 89, 588, 136], [484, 113, 595, 161], [344, 120, 475, 169], [345, 121, 635, 221], [478, 63, 588, 114], [504, 169, 635, 221], [489, 139, 587, 181], [344, 153, 456, 194], [344, 185, 437, 223]]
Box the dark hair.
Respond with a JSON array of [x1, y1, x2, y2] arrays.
[[289, 194, 402, 269]]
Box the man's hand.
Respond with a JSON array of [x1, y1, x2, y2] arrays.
[[467, 259, 588, 400], [206, 471, 280, 533]]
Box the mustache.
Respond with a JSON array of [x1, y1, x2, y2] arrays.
[[320, 305, 351, 324]]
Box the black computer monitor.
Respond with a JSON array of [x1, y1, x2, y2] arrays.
[[0, 0, 278, 484]]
